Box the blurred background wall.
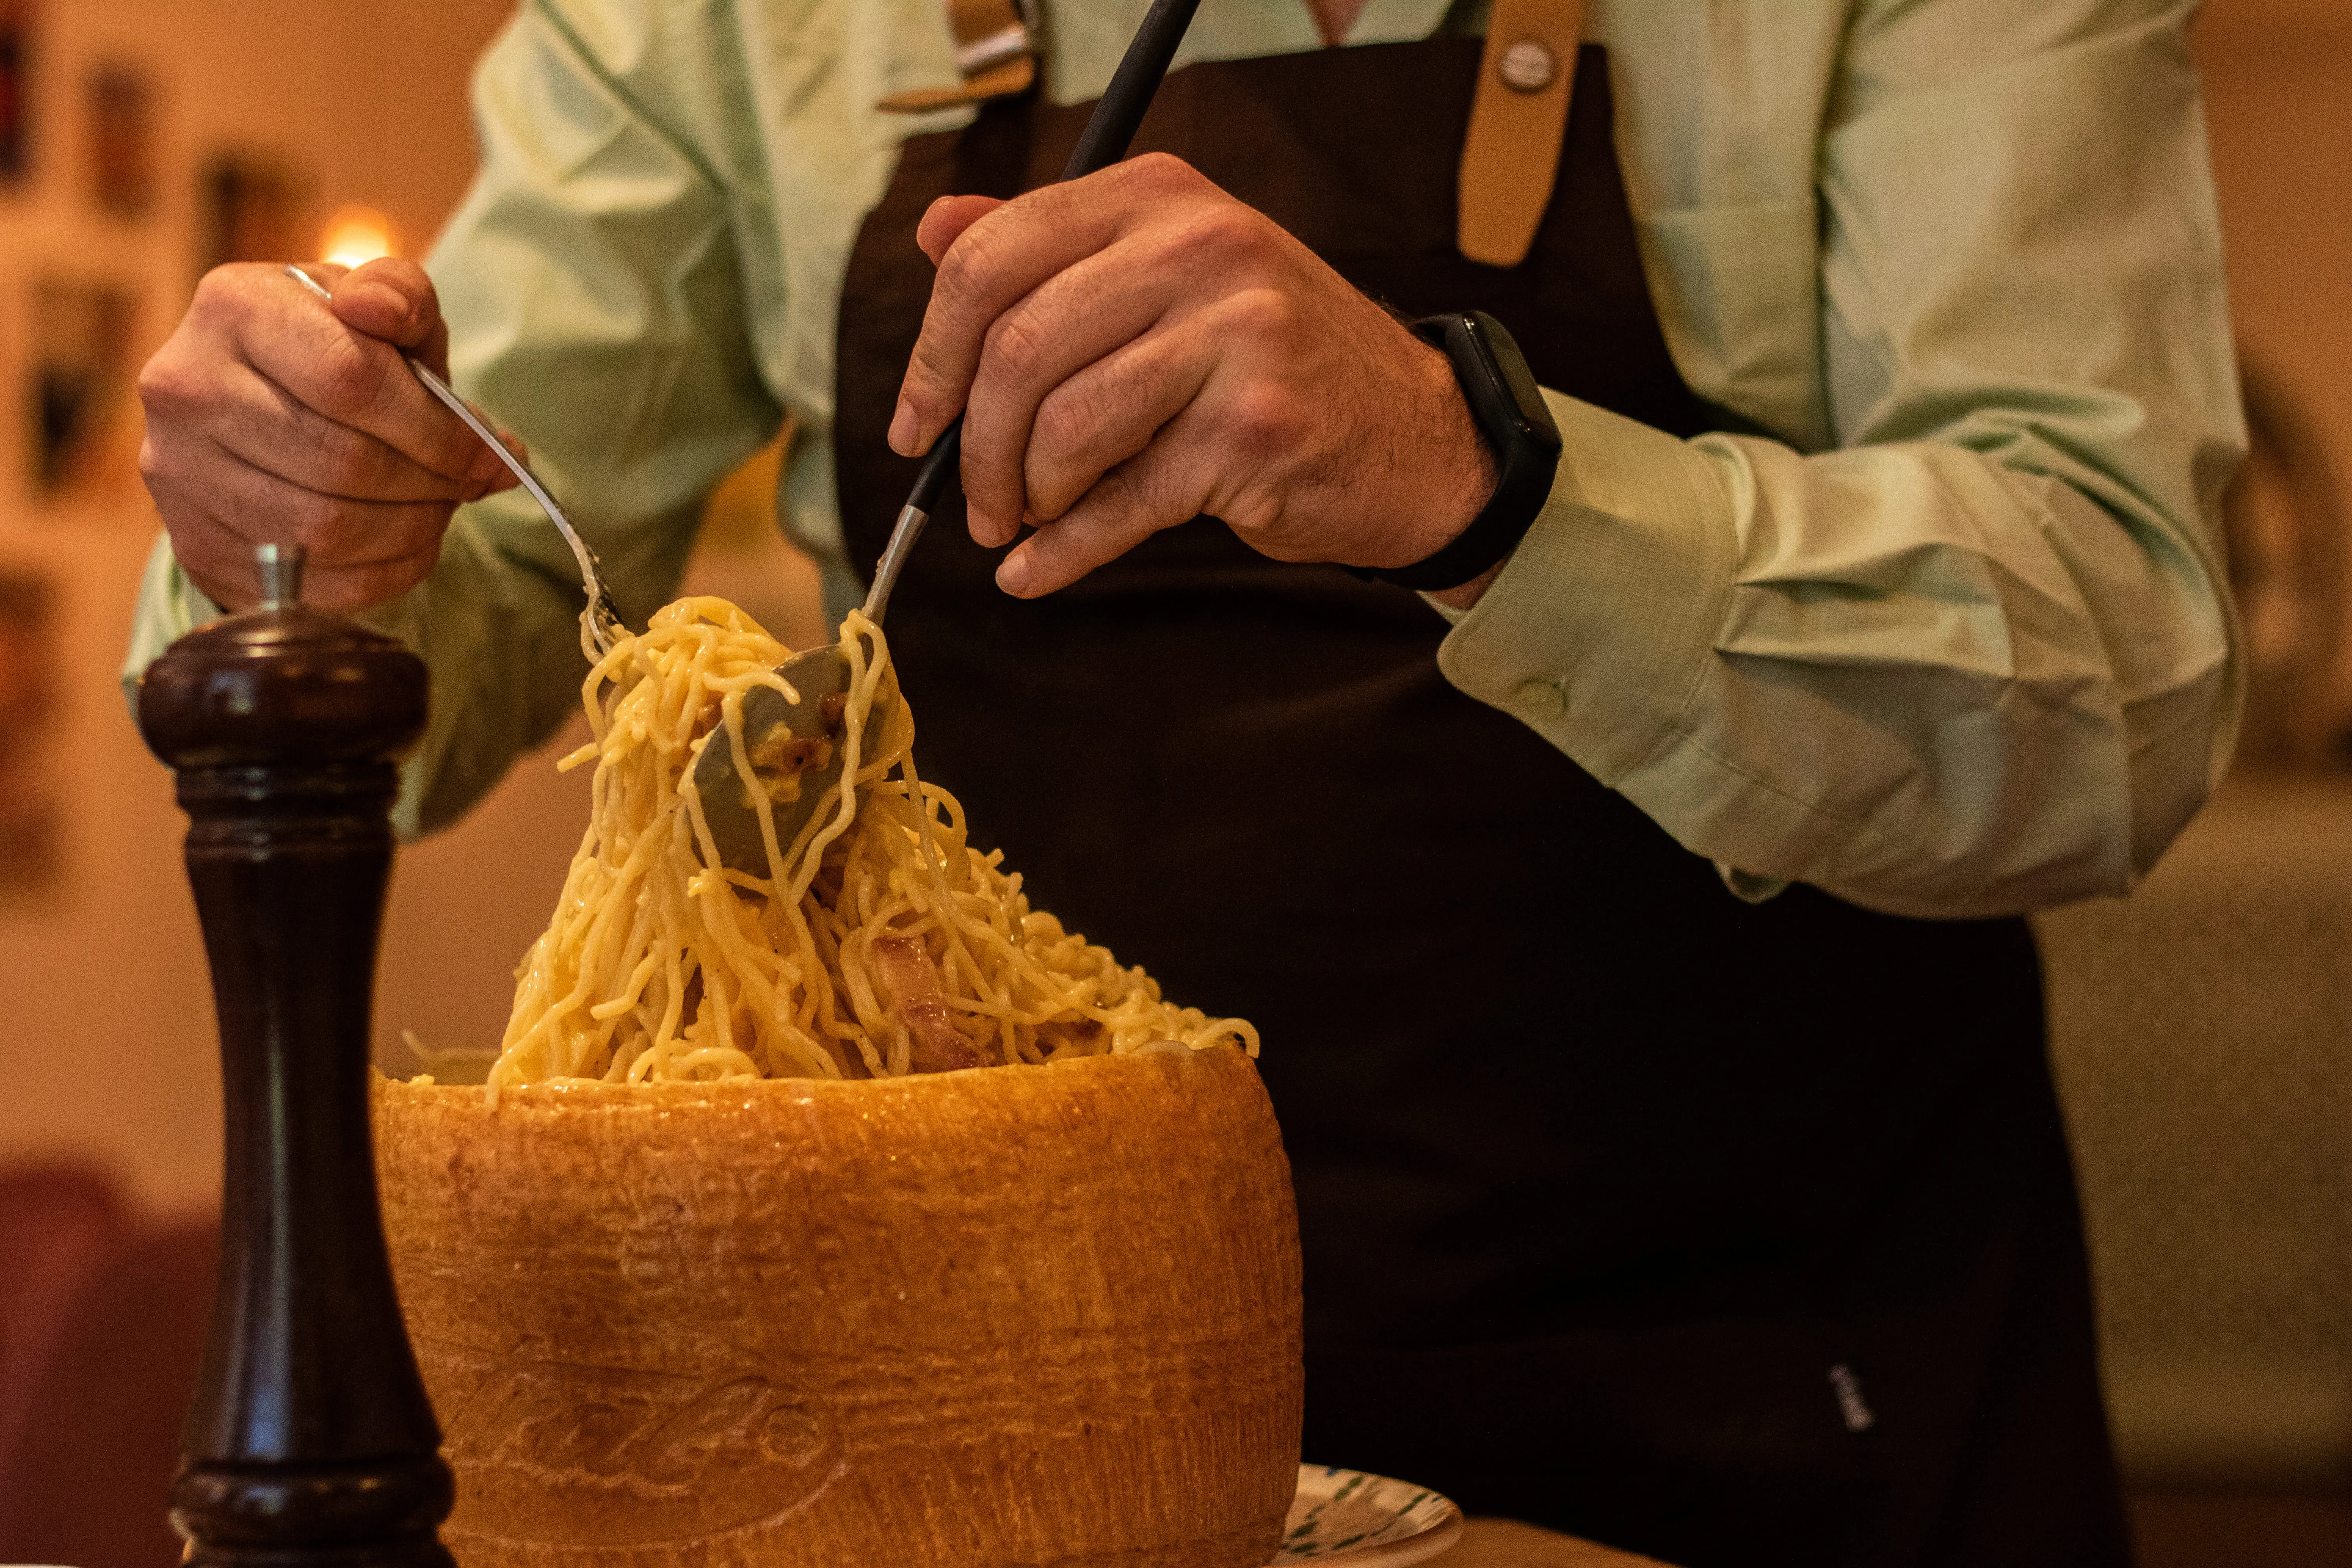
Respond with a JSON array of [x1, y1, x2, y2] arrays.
[[0, 0, 818, 1220], [0, 2, 2346, 1566], [0, 0, 521, 1217]]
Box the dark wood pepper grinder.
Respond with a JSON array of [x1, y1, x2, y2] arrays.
[[137, 543, 454, 1568]]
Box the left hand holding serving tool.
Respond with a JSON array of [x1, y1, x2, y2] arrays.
[[690, 0, 1209, 881]]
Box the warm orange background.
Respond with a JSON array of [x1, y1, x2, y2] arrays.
[[0, 0, 818, 1214], [0, 0, 2345, 1227]]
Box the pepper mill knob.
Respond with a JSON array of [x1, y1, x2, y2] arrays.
[[137, 544, 452, 1568]]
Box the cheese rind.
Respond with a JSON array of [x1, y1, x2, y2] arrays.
[[373, 1046, 1304, 1568]]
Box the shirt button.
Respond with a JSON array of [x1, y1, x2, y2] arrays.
[[1515, 679, 1566, 720]]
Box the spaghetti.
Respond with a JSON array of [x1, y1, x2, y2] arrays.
[[488, 597, 1256, 1101]]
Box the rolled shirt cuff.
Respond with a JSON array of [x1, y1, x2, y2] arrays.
[[1430, 388, 1789, 903], [1435, 387, 1733, 787]]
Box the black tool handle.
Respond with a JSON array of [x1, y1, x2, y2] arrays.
[[901, 0, 1203, 520], [908, 419, 965, 515], [1061, 0, 1204, 180]]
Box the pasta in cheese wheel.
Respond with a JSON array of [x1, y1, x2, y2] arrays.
[[489, 599, 1256, 1098], [374, 598, 1302, 1567]]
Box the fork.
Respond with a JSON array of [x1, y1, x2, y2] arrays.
[[282, 263, 622, 661]]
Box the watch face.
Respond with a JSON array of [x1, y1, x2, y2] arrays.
[[1465, 312, 1563, 451]]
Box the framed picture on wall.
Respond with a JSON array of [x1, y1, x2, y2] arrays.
[[0, 568, 57, 895], [199, 151, 306, 274], [27, 276, 136, 498], [88, 62, 154, 218], [0, 0, 31, 185]]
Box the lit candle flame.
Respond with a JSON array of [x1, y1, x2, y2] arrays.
[[321, 205, 399, 270]]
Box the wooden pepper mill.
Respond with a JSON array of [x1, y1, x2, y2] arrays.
[[137, 544, 453, 1568]]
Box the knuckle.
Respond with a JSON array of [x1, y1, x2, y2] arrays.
[[1172, 199, 1261, 262], [1031, 389, 1089, 457], [318, 337, 394, 417], [136, 435, 185, 497], [136, 342, 216, 421], [980, 309, 1050, 388], [392, 559, 437, 600], [1197, 200, 1258, 247], [899, 341, 958, 416], [135, 352, 187, 416], [189, 265, 235, 306], [1221, 381, 1304, 460], [171, 524, 251, 605], [138, 432, 207, 504], [310, 421, 383, 494], [288, 492, 357, 553], [957, 435, 1021, 508], [307, 565, 399, 613], [1123, 152, 1198, 194], [182, 537, 239, 587], [189, 264, 255, 316], [1122, 456, 1178, 521], [933, 227, 998, 313], [192, 264, 286, 337], [1224, 286, 1297, 343], [184, 567, 244, 611], [358, 254, 428, 298]]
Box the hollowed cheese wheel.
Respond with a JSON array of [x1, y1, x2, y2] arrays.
[[372, 1045, 1304, 1568]]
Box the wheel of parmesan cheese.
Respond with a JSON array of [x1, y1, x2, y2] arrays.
[[373, 1045, 1303, 1568]]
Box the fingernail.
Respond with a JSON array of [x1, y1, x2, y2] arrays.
[[995, 548, 1032, 596], [888, 398, 919, 456]]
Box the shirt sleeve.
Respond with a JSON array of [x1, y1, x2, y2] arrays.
[[121, 0, 782, 840], [1434, 0, 2244, 920]]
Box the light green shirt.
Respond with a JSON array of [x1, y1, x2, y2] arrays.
[[126, 0, 2243, 920]]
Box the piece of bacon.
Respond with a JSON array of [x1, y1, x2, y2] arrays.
[[869, 936, 985, 1072], [748, 728, 833, 776]]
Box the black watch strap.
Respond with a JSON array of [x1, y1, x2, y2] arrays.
[[1357, 311, 1563, 593]]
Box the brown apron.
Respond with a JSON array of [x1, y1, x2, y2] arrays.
[[830, 40, 2130, 1568]]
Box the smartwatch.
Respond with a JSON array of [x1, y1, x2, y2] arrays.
[[1360, 310, 1563, 592]]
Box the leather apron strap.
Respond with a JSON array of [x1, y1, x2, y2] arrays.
[[878, 0, 1038, 114], [1459, 0, 1586, 265]]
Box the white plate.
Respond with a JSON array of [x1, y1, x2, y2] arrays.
[[1268, 1465, 1464, 1564]]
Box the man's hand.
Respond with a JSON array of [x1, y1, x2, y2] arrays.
[[138, 258, 521, 612], [890, 154, 1499, 599]]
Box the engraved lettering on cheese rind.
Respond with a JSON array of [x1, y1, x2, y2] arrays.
[[419, 1334, 835, 1546]]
